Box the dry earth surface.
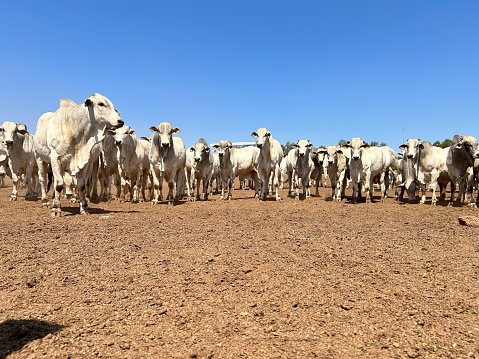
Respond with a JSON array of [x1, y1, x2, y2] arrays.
[[0, 179, 478, 358]]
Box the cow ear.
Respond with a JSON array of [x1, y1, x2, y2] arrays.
[[419, 143, 424, 149], [291, 144, 299, 148], [106, 129, 116, 135], [251, 131, 258, 137], [307, 143, 313, 148], [399, 144, 407, 149], [149, 126, 159, 132], [84, 98, 93, 107], [140, 136, 150, 142], [189, 147, 195, 152], [336, 149, 343, 154], [128, 129, 136, 136], [172, 128, 180, 134], [205, 147, 210, 153], [212, 144, 219, 149]]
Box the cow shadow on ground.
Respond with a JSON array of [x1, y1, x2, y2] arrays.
[[56, 206, 139, 216], [0, 319, 64, 359]]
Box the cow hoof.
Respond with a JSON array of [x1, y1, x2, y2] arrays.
[[276, 197, 282, 201], [80, 210, 90, 215], [295, 196, 299, 200], [10, 196, 17, 201], [447, 202, 454, 207], [50, 209, 62, 217]]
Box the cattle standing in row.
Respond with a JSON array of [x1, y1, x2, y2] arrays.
[[398, 138, 448, 205], [0, 122, 37, 200], [251, 128, 283, 201], [149, 122, 187, 205], [111, 125, 151, 202], [320, 145, 350, 201], [34, 94, 124, 215], [446, 135, 479, 206], [212, 140, 260, 200], [290, 140, 314, 200], [187, 138, 214, 201]]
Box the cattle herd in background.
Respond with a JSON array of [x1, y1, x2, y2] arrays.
[[0, 93, 478, 216]]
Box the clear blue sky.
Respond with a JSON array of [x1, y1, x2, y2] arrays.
[[1, 1, 477, 149]]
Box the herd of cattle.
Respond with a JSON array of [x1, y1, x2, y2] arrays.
[[0, 93, 478, 216]]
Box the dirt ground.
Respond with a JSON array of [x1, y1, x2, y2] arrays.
[[0, 178, 478, 359]]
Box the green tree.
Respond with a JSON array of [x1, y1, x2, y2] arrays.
[[281, 141, 295, 156], [370, 140, 379, 146], [433, 138, 452, 148], [337, 139, 347, 147]]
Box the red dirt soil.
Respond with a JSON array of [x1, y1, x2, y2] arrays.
[[0, 179, 478, 358]]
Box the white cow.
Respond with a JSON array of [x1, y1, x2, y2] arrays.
[[187, 138, 214, 201], [212, 140, 260, 199], [0, 137, 12, 187], [446, 135, 479, 206], [251, 128, 283, 201], [34, 94, 124, 215], [320, 145, 349, 201], [98, 133, 121, 200], [149, 122, 187, 205], [398, 139, 449, 205], [310, 147, 327, 196], [0, 122, 37, 200], [290, 140, 314, 200], [111, 125, 151, 202], [343, 138, 389, 203]]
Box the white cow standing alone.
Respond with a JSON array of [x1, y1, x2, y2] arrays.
[[149, 122, 187, 205], [0, 122, 37, 200], [251, 128, 283, 201], [34, 94, 124, 216], [111, 125, 151, 202]]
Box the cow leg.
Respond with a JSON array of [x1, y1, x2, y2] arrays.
[[419, 182, 427, 204], [76, 175, 90, 215], [167, 179, 175, 205], [448, 178, 456, 206], [273, 166, 281, 201], [151, 168, 161, 205]]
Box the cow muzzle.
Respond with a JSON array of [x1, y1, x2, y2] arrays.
[[352, 156, 360, 160], [407, 154, 413, 159], [256, 143, 263, 149], [161, 143, 170, 148], [115, 141, 122, 147], [194, 157, 201, 162], [4, 140, 13, 146]]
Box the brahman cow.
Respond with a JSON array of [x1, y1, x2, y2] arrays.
[[251, 128, 283, 201], [149, 122, 187, 205], [0, 122, 37, 200], [34, 94, 124, 215]]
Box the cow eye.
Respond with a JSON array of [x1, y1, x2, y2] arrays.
[[98, 102, 106, 107]]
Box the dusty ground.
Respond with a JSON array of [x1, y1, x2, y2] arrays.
[[0, 179, 478, 359]]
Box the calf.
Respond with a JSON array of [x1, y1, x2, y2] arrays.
[[320, 145, 349, 201], [291, 140, 314, 200], [187, 138, 214, 201]]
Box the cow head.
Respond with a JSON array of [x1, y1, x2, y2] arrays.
[[149, 122, 180, 153], [110, 125, 135, 148], [343, 138, 368, 161], [251, 128, 271, 149], [0, 122, 28, 147], [191, 140, 210, 164], [325, 145, 341, 165], [399, 138, 421, 160], [84, 93, 124, 129], [291, 139, 312, 158], [452, 134, 479, 163], [212, 140, 232, 158]]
